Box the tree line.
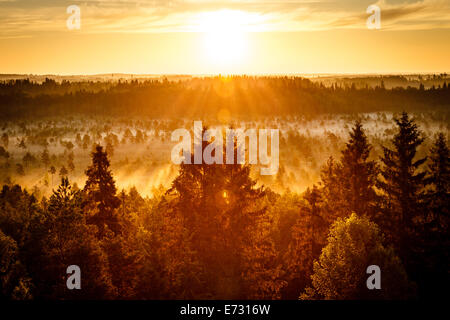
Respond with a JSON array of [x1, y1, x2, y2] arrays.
[[0, 77, 449, 119]]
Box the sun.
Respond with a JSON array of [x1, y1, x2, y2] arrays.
[[204, 29, 246, 65], [197, 10, 250, 67]]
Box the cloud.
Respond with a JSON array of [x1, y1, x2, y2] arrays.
[[0, 0, 449, 37], [319, 0, 450, 30]]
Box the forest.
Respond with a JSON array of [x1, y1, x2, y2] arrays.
[[0, 113, 448, 299], [0, 77, 448, 300]]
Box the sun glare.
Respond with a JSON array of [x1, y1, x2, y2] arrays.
[[197, 10, 251, 67]]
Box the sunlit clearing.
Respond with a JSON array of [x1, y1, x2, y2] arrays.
[[197, 10, 251, 67]]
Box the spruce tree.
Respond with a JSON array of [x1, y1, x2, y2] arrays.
[[319, 156, 346, 219], [420, 132, 450, 298], [378, 112, 427, 254], [427, 132, 450, 230], [339, 121, 378, 217], [39, 177, 116, 299], [59, 165, 68, 178], [167, 127, 279, 298], [40, 149, 50, 170], [284, 185, 327, 298], [84, 145, 120, 236]]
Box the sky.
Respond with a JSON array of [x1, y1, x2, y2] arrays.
[[0, 0, 449, 75]]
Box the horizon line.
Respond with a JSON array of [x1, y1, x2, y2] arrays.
[[1, 72, 449, 78]]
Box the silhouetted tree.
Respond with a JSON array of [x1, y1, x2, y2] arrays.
[[68, 160, 75, 173], [17, 138, 26, 149], [0, 229, 32, 299], [339, 121, 378, 216], [417, 133, 450, 298], [319, 157, 346, 219], [284, 185, 327, 298], [427, 133, 450, 230], [39, 177, 116, 299], [40, 149, 50, 169], [0, 185, 44, 300], [105, 142, 114, 158], [377, 112, 427, 269], [49, 166, 56, 187], [84, 145, 120, 236], [167, 128, 282, 298], [59, 166, 68, 178], [82, 134, 91, 150], [22, 152, 36, 168]]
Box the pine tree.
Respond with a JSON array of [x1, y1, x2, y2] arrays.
[[49, 166, 56, 188], [319, 156, 346, 219], [68, 160, 75, 173], [339, 121, 378, 216], [105, 142, 114, 158], [82, 134, 90, 150], [84, 145, 120, 236], [284, 185, 327, 298], [419, 132, 450, 298], [320, 122, 378, 218], [303, 185, 326, 273], [51, 177, 76, 206], [377, 112, 427, 254], [0, 230, 26, 298], [167, 127, 280, 298], [427, 133, 450, 230], [59, 165, 68, 178], [39, 177, 116, 299], [17, 138, 26, 149], [40, 149, 50, 169]]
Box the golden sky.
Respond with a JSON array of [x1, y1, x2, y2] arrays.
[[1, 0, 449, 74]]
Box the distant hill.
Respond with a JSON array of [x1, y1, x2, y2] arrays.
[[0, 74, 194, 83]]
